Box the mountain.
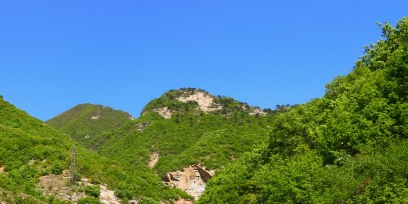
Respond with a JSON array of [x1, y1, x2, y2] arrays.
[[44, 88, 281, 200], [198, 17, 408, 203], [0, 96, 190, 203], [7, 16, 406, 204], [91, 88, 281, 199], [47, 103, 133, 150]]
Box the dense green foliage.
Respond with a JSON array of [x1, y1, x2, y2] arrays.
[[84, 185, 100, 198], [98, 88, 278, 175], [199, 17, 408, 203], [77, 196, 101, 204], [0, 97, 71, 202], [0, 97, 189, 203], [47, 104, 132, 150]]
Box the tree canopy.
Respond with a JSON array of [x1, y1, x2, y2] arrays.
[[199, 17, 408, 203]]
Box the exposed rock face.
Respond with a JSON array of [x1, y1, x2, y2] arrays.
[[177, 92, 221, 112], [136, 121, 150, 132], [153, 107, 172, 119], [249, 107, 267, 116], [163, 165, 214, 200], [91, 115, 101, 120], [196, 166, 212, 183], [149, 89, 267, 119], [100, 185, 121, 204]]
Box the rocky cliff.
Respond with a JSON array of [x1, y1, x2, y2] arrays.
[[163, 165, 215, 200]]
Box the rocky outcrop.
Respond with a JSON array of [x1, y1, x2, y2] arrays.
[[163, 165, 214, 200], [147, 89, 268, 119], [100, 185, 121, 204], [196, 166, 212, 183], [136, 121, 150, 132], [91, 115, 101, 120], [249, 107, 267, 116], [152, 107, 172, 119], [177, 91, 221, 112]]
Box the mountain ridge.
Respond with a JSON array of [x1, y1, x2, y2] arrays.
[[47, 103, 133, 150], [141, 87, 268, 118]]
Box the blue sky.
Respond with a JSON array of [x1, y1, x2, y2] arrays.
[[1, 1, 407, 120]]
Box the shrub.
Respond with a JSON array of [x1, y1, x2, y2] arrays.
[[50, 163, 63, 175], [84, 185, 100, 198]]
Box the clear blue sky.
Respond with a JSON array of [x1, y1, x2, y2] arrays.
[[1, 1, 407, 120]]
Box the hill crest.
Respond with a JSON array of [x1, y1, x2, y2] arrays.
[[142, 88, 267, 118], [47, 103, 133, 150]]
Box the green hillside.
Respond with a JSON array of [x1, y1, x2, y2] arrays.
[[0, 97, 190, 203], [199, 17, 408, 203], [98, 88, 280, 175], [5, 16, 406, 204], [47, 104, 132, 150]]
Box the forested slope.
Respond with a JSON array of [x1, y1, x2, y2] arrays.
[[199, 17, 408, 203], [0, 97, 189, 203]]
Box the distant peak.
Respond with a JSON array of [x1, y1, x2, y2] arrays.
[[142, 87, 267, 118]]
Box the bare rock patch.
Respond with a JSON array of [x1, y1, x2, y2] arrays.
[[148, 152, 159, 168], [163, 165, 214, 200], [177, 92, 221, 112], [153, 107, 172, 119]]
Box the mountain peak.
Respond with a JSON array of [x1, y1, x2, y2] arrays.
[[175, 88, 221, 112], [141, 87, 266, 118], [47, 103, 133, 150]]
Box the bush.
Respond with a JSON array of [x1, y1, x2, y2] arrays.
[[84, 185, 100, 198], [50, 163, 64, 175]]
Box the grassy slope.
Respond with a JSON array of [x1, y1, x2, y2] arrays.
[[0, 97, 189, 203], [47, 103, 132, 150]]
